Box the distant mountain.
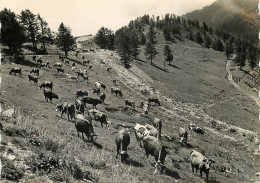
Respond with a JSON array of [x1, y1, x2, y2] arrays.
[[183, 0, 259, 43]]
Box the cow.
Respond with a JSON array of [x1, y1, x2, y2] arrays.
[[72, 63, 76, 67], [99, 93, 106, 104], [76, 90, 88, 98], [92, 88, 100, 95], [151, 118, 162, 139], [75, 114, 95, 142], [59, 55, 64, 61], [125, 99, 135, 109], [90, 49, 95, 52], [64, 60, 70, 65], [37, 57, 42, 64], [82, 56, 85, 60], [56, 102, 76, 121], [115, 129, 130, 162], [43, 90, 58, 102], [189, 124, 205, 136], [99, 82, 106, 90], [93, 111, 110, 129], [95, 82, 101, 89], [39, 81, 53, 91], [46, 61, 50, 68], [82, 60, 87, 66], [190, 150, 215, 181], [88, 64, 92, 70], [28, 74, 38, 83], [32, 55, 36, 61], [54, 62, 62, 67], [56, 67, 64, 73], [143, 135, 167, 174], [82, 74, 88, 82], [179, 127, 189, 145], [75, 98, 85, 115], [10, 68, 22, 76], [111, 87, 123, 97], [148, 98, 160, 106], [112, 79, 117, 86], [82, 96, 102, 109], [76, 70, 84, 78], [106, 67, 112, 72], [30, 68, 39, 76]]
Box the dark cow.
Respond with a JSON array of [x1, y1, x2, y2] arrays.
[[32, 55, 36, 61], [75, 114, 95, 142], [76, 90, 88, 98], [28, 74, 38, 83], [143, 135, 167, 173], [189, 124, 205, 136], [111, 87, 123, 97], [56, 102, 76, 121], [112, 79, 117, 86], [82, 56, 85, 59], [75, 98, 85, 115], [59, 55, 64, 61], [88, 64, 92, 70], [10, 68, 22, 76], [54, 62, 62, 67], [125, 99, 135, 109], [115, 129, 130, 162], [39, 81, 53, 91], [99, 93, 106, 104], [179, 127, 189, 145], [83, 74, 88, 82], [190, 150, 215, 181], [92, 88, 100, 95], [99, 82, 106, 90], [82, 96, 102, 109], [93, 112, 110, 128], [37, 57, 42, 64], [148, 98, 160, 106], [106, 67, 112, 72], [90, 49, 95, 52], [72, 63, 76, 67], [57, 67, 64, 73], [76, 70, 84, 78], [151, 118, 162, 139], [43, 90, 58, 102], [82, 60, 87, 66], [30, 68, 39, 76]]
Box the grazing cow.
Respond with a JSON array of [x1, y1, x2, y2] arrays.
[[75, 98, 85, 115], [82, 60, 87, 66], [56, 102, 76, 121], [190, 150, 215, 181], [37, 57, 42, 64], [92, 88, 100, 95], [83, 49, 88, 53], [71, 66, 76, 72], [43, 90, 58, 102], [106, 67, 112, 72], [99, 82, 106, 90], [10, 68, 22, 76], [82, 96, 102, 109], [72, 63, 76, 67], [76, 70, 85, 79], [75, 114, 95, 142], [57, 67, 64, 73], [76, 90, 88, 98], [148, 98, 160, 106], [39, 81, 53, 91], [59, 55, 64, 61], [151, 118, 162, 139], [179, 127, 189, 145], [82, 74, 88, 82], [54, 62, 62, 67], [189, 124, 205, 136], [90, 49, 95, 52], [112, 79, 117, 86], [99, 93, 106, 104], [64, 60, 69, 65], [46, 61, 50, 68], [145, 124, 160, 139], [30, 68, 39, 76], [88, 64, 92, 69], [111, 87, 123, 97], [115, 129, 130, 162], [82, 56, 85, 60], [93, 112, 110, 128], [95, 82, 101, 89], [125, 99, 135, 109], [143, 135, 167, 174], [28, 74, 38, 83], [32, 55, 36, 61]]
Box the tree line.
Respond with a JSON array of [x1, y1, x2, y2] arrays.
[[95, 12, 258, 69], [0, 8, 75, 60]]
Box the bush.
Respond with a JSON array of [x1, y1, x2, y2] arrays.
[[2, 157, 24, 181]]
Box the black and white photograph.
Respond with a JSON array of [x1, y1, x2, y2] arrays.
[[0, 0, 260, 182]]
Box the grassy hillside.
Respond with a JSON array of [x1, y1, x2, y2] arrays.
[[1, 25, 260, 183]]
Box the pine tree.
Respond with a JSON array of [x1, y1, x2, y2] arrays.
[[248, 44, 258, 68], [37, 14, 49, 53], [147, 25, 155, 44], [130, 31, 139, 59], [163, 45, 173, 66], [56, 23, 75, 57], [196, 32, 203, 45], [204, 34, 212, 48], [19, 9, 39, 54], [139, 32, 146, 45], [225, 41, 234, 59], [163, 26, 171, 41], [145, 42, 158, 65], [0, 8, 26, 60], [94, 27, 114, 49]]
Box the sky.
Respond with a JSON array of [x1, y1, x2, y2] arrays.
[[1, 0, 216, 36]]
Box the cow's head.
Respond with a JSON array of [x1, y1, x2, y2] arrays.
[[52, 93, 59, 99], [56, 104, 62, 112]]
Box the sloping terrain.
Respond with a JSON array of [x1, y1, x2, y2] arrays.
[[1, 34, 260, 183]]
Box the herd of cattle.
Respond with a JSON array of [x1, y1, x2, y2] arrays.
[[8, 53, 216, 181]]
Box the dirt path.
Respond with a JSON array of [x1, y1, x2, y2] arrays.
[[226, 60, 260, 108]]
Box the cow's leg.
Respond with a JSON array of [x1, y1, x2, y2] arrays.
[[116, 146, 119, 158], [191, 163, 194, 173], [101, 122, 103, 128], [200, 169, 203, 178], [82, 132, 84, 141], [77, 131, 80, 138]]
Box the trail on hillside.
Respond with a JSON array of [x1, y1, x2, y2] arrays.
[[226, 60, 260, 108]]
